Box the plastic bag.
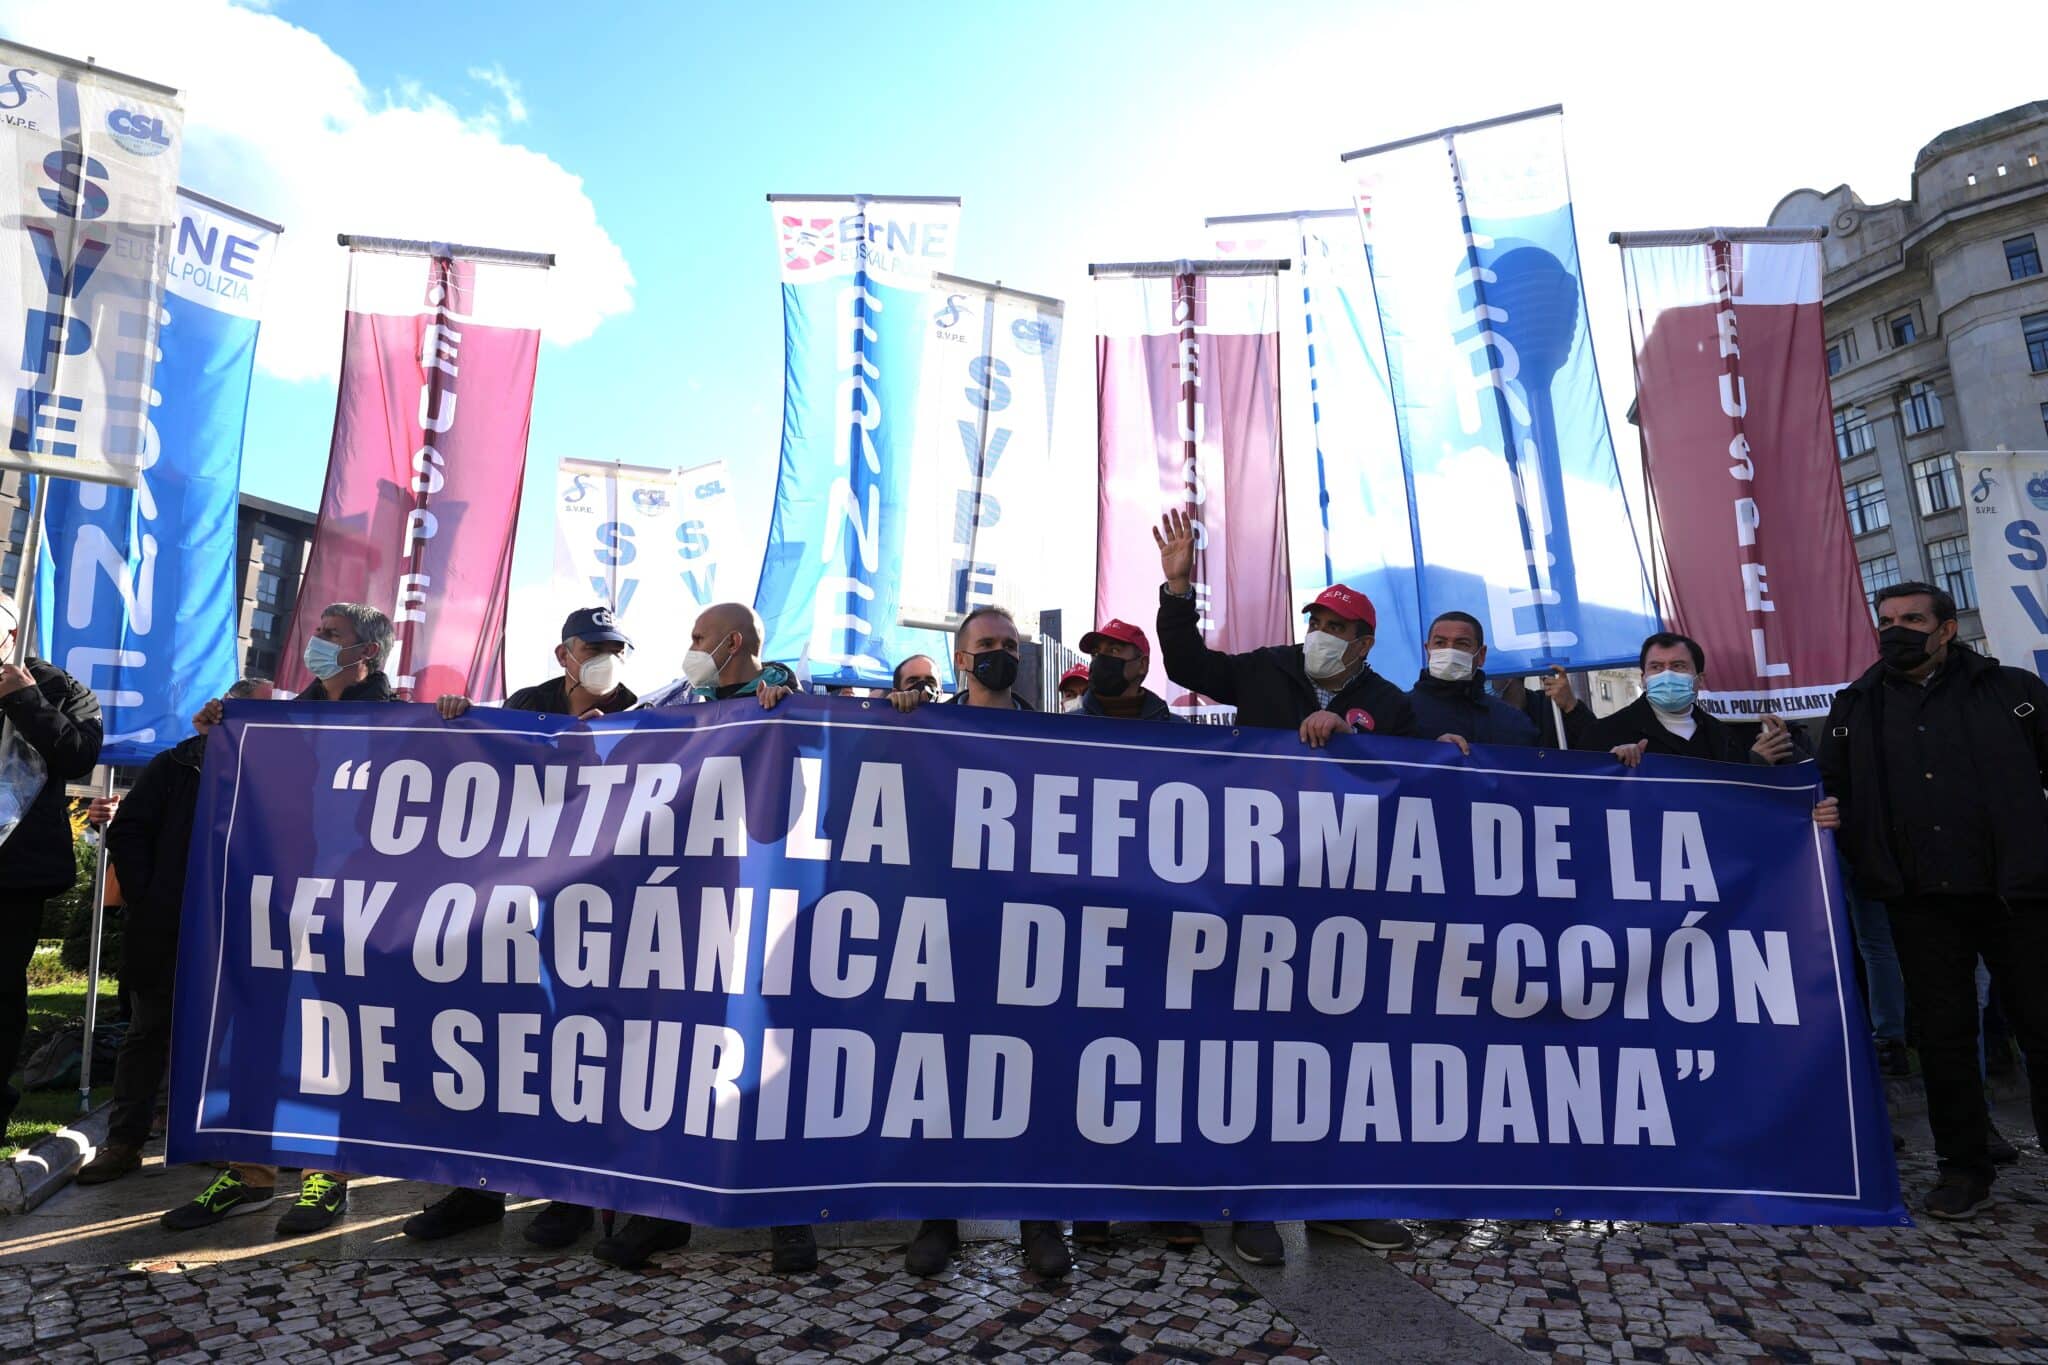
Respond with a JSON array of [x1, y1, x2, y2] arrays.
[[0, 718, 48, 848]]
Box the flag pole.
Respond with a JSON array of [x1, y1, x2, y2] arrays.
[[77, 766, 115, 1111]]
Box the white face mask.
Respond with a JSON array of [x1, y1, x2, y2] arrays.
[[1302, 629, 1354, 682], [1060, 696, 1085, 714], [574, 652, 620, 696], [1427, 648, 1475, 682], [681, 637, 728, 689]]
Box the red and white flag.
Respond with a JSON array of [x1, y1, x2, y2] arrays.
[[1093, 263, 1291, 719], [278, 241, 549, 700], [1619, 230, 1872, 718]]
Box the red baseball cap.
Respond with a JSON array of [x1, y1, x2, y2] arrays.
[[1079, 618, 1150, 655], [1058, 663, 1090, 691], [1304, 584, 1377, 631]]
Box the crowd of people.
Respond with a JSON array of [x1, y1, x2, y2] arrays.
[[0, 506, 2041, 1281]]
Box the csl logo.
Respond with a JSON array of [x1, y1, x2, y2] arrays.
[[780, 216, 836, 272], [2027, 474, 2048, 512], [631, 487, 669, 513], [107, 107, 172, 156], [1972, 469, 1996, 504], [694, 480, 725, 499], [1012, 317, 1056, 356], [562, 473, 593, 505], [0, 67, 43, 110]]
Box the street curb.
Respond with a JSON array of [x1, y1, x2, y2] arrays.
[[0, 1103, 110, 1215]]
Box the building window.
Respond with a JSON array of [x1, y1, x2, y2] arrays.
[[1912, 456, 1961, 516], [2041, 400, 2048, 439], [1845, 477, 1890, 535], [1826, 344, 1843, 376], [1929, 536, 1976, 611], [2027, 312, 2048, 372], [1888, 313, 1918, 348], [257, 571, 281, 606], [2009, 234, 2043, 280], [251, 608, 277, 637], [1967, 173, 1979, 186], [259, 530, 290, 570], [1860, 553, 1901, 614], [1902, 382, 1944, 434], [1834, 408, 1875, 460]]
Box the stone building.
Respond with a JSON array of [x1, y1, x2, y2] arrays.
[[1770, 101, 2048, 647]]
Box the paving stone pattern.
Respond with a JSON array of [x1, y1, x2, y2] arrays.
[[1386, 1144, 2048, 1363], [0, 1236, 1335, 1364]]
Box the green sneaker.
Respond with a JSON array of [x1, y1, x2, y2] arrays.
[[275, 1172, 349, 1236], [160, 1169, 276, 1232]]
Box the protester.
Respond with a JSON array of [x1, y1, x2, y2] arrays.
[[892, 654, 941, 701], [1058, 618, 1200, 1254], [1501, 666, 1594, 747], [1149, 512, 1415, 1260], [888, 605, 1071, 1277], [1405, 612, 1541, 750], [404, 607, 637, 1248], [77, 680, 274, 1186], [888, 605, 1035, 716], [595, 600, 814, 1274], [162, 603, 395, 1236], [1152, 510, 1417, 744], [633, 603, 797, 711], [1819, 582, 2048, 1220], [0, 599, 103, 1138], [1580, 632, 1801, 767], [1056, 662, 1089, 711]]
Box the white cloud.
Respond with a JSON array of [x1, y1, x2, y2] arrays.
[[467, 63, 527, 125], [0, 0, 632, 382]]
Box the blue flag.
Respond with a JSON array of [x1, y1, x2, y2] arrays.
[[1342, 108, 1661, 674], [172, 697, 1902, 1228], [38, 189, 277, 761], [753, 197, 960, 688]]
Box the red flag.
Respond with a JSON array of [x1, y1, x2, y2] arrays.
[[1620, 231, 1873, 719], [1094, 265, 1290, 720], [278, 244, 548, 700]]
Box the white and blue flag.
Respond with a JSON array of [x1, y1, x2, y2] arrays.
[[38, 188, 277, 760], [753, 195, 960, 687], [1341, 107, 1659, 674]]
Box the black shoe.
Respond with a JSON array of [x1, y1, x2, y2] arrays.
[[1231, 1220, 1285, 1266], [770, 1224, 819, 1273], [1988, 1125, 2020, 1166], [76, 1142, 144, 1186], [1876, 1038, 1911, 1078], [1071, 1220, 1112, 1246], [160, 1170, 275, 1231], [1307, 1218, 1414, 1251], [524, 1201, 595, 1248], [593, 1215, 691, 1271], [1154, 1221, 1202, 1247], [1019, 1220, 1070, 1278], [1923, 1171, 1992, 1221], [275, 1173, 348, 1236], [403, 1188, 507, 1241], [904, 1218, 959, 1276]]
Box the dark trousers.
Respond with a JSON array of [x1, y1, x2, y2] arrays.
[[1888, 895, 2048, 1180], [0, 896, 49, 1127], [107, 935, 175, 1148]]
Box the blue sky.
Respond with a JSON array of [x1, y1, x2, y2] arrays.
[[11, 0, 2046, 676]]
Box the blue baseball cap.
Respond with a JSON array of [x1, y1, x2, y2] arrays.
[[562, 606, 631, 647]]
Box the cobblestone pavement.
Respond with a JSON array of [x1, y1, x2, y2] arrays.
[[0, 1236, 1335, 1364], [1384, 1140, 2048, 1363]]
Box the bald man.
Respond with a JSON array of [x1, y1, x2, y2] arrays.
[[635, 602, 798, 710]]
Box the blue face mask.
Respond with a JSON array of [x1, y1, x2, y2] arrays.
[[1644, 671, 1697, 714], [303, 635, 349, 681]]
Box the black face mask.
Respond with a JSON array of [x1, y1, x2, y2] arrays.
[[968, 649, 1020, 693], [1878, 624, 1937, 672], [1088, 653, 1131, 697]]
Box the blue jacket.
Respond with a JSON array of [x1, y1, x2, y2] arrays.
[[1406, 672, 1542, 747]]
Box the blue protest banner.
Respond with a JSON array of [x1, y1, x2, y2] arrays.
[[37, 189, 277, 760], [1342, 108, 1662, 675], [170, 696, 1904, 1227], [752, 196, 960, 689]]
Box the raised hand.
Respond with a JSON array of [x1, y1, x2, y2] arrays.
[[1152, 509, 1197, 595]]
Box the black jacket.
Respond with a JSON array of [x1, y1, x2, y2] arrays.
[[0, 657, 103, 896], [1579, 696, 1758, 765], [1521, 690, 1596, 748], [104, 734, 205, 944], [1408, 672, 1542, 747], [1156, 586, 1418, 735], [297, 671, 398, 704], [504, 677, 639, 715], [1819, 646, 2048, 901], [1077, 688, 1185, 722]]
